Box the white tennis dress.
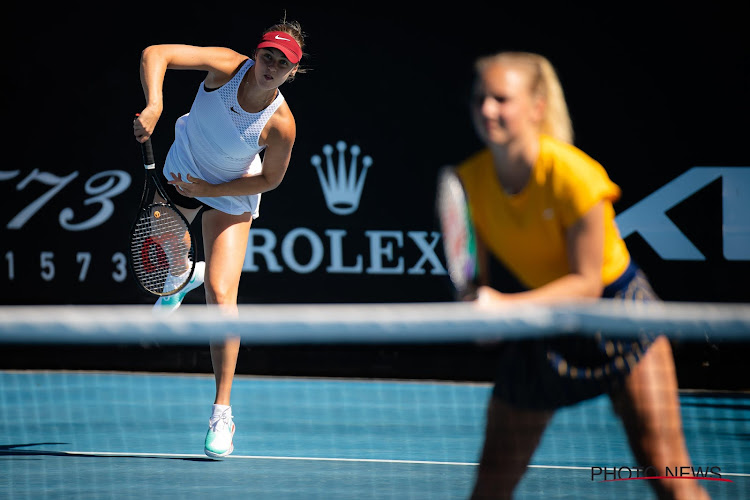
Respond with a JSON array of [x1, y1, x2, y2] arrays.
[[163, 58, 284, 217]]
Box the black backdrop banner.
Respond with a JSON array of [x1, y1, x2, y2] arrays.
[[2, 4, 748, 306]]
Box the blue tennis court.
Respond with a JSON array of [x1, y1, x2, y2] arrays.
[[1, 371, 747, 499]]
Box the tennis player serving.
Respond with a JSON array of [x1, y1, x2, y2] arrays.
[[133, 19, 306, 459], [456, 52, 709, 500]]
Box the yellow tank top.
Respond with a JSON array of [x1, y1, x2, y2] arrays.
[[456, 134, 630, 289]]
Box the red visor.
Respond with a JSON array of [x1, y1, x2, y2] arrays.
[[257, 31, 302, 63]]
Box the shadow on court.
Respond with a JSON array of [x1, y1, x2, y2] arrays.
[[1, 442, 215, 461]]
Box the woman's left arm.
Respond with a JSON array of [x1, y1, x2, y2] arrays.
[[563, 200, 606, 298], [476, 202, 606, 305], [168, 109, 296, 197]]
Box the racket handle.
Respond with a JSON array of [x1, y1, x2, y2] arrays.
[[135, 113, 156, 169], [141, 138, 155, 170]]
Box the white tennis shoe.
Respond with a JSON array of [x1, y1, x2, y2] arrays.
[[153, 261, 205, 314], [204, 407, 235, 458]]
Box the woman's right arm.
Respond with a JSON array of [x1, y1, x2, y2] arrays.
[[134, 45, 248, 142]]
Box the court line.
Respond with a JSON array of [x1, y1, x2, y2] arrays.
[[19, 450, 750, 477], [44, 450, 478, 466]]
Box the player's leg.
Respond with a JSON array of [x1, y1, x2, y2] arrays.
[[151, 188, 206, 312], [610, 335, 710, 500], [200, 208, 253, 458], [204, 336, 240, 458], [471, 396, 553, 499]]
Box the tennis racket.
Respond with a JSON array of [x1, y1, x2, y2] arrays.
[[128, 134, 196, 296], [436, 166, 479, 300]]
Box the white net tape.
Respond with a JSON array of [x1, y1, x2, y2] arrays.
[[0, 300, 748, 344]]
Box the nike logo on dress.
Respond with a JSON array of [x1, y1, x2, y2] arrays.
[[230, 106, 240, 114], [274, 35, 291, 41]]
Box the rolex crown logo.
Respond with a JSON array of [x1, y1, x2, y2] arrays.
[[311, 140, 373, 215]]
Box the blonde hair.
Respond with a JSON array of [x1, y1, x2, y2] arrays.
[[475, 52, 573, 144]]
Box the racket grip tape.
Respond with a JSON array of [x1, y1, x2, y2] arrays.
[[135, 113, 156, 169], [141, 138, 155, 169]]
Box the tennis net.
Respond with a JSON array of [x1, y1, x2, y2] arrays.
[[1, 300, 748, 344], [0, 300, 748, 499]]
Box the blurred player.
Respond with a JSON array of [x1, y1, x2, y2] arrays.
[[456, 51, 709, 500]]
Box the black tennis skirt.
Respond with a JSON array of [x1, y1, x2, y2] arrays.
[[491, 261, 659, 410], [159, 165, 211, 211]]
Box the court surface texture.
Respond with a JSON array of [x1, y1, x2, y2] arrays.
[[1, 371, 747, 499]]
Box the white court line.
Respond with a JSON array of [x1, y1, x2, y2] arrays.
[[28, 450, 750, 477], [56, 450, 477, 466]]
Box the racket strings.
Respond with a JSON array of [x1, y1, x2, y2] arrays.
[[437, 173, 477, 293], [129, 205, 194, 295]]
